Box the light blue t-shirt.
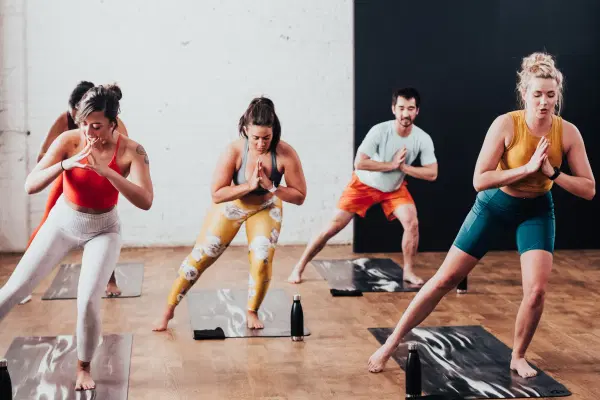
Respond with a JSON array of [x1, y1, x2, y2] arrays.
[[355, 120, 437, 192]]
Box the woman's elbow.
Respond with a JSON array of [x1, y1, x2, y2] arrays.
[[584, 186, 595, 201], [295, 191, 307, 205], [472, 176, 484, 192], [294, 196, 306, 206], [211, 192, 224, 204], [136, 196, 153, 211], [24, 179, 38, 195], [143, 198, 153, 211], [140, 191, 154, 210]]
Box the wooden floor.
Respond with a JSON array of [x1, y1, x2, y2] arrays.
[[1, 245, 599, 399]]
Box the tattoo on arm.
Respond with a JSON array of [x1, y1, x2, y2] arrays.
[[136, 144, 149, 165]]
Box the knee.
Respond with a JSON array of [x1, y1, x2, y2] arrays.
[[192, 235, 227, 260], [403, 217, 419, 235], [524, 287, 546, 308], [78, 293, 100, 318], [0, 282, 24, 300], [179, 259, 201, 283], [433, 273, 463, 291], [323, 222, 344, 239], [249, 235, 272, 263], [78, 302, 100, 328]]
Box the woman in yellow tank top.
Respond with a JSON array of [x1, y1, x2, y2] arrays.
[[368, 52, 595, 378]]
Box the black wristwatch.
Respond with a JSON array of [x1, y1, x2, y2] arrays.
[[549, 167, 561, 180]]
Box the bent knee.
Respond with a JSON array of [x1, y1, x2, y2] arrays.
[[433, 274, 464, 291], [525, 287, 546, 308], [324, 221, 346, 239], [78, 296, 101, 318], [179, 259, 201, 282], [192, 235, 227, 260], [250, 236, 272, 261], [402, 217, 419, 234], [0, 281, 28, 300]]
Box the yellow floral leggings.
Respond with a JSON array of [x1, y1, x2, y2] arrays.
[[167, 196, 283, 312]]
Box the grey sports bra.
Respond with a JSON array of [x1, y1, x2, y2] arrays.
[[232, 139, 283, 195]]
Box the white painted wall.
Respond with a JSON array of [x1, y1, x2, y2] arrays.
[[0, 0, 29, 251], [0, 0, 354, 250]]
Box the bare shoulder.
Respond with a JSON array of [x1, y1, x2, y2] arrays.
[[56, 111, 70, 127], [120, 135, 150, 164], [55, 129, 84, 156], [560, 118, 583, 150], [276, 140, 299, 158], [214, 139, 243, 164], [561, 118, 581, 138], [121, 135, 144, 152], [60, 129, 83, 146], [493, 112, 514, 132], [60, 129, 82, 141], [228, 138, 245, 154], [487, 112, 515, 146]]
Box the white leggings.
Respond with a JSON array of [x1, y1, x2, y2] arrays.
[[0, 196, 122, 362]]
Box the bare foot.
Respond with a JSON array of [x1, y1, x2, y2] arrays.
[[287, 265, 304, 284], [75, 361, 95, 391], [247, 310, 264, 329], [368, 344, 395, 373], [105, 280, 122, 297], [402, 268, 425, 285], [152, 305, 175, 332], [510, 357, 538, 378]]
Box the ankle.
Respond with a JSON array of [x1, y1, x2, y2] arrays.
[[511, 352, 525, 360], [384, 337, 402, 350], [77, 360, 91, 372], [165, 304, 176, 315]]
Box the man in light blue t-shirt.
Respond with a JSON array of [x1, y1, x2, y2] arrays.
[[289, 88, 438, 285]]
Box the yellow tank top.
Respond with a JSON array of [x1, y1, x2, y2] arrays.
[[497, 110, 563, 193]]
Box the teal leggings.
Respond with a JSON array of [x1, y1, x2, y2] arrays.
[[453, 188, 555, 259]]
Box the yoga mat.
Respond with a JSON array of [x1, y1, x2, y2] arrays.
[[188, 288, 311, 339], [4, 333, 132, 400], [42, 263, 144, 300], [368, 325, 570, 399], [312, 258, 421, 295]]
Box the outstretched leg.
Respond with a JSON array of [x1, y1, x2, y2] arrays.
[[509, 250, 552, 378], [369, 190, 499, 372], [18, 174, 65, 306], [368, 246, 479, 372], [288, 209, 353, 284], [245, 200, 283, 328], [153, 201, 245, 331], [0, 219, 76, 321]]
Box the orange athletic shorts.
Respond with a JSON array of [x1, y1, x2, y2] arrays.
[[337, 173, 414, 221]]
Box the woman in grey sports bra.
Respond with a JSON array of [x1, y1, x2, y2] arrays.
[[232, 134, 283, 195], [153, 96, 307, 332]]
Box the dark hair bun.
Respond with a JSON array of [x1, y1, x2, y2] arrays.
[[105, 84, 123, 101]]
